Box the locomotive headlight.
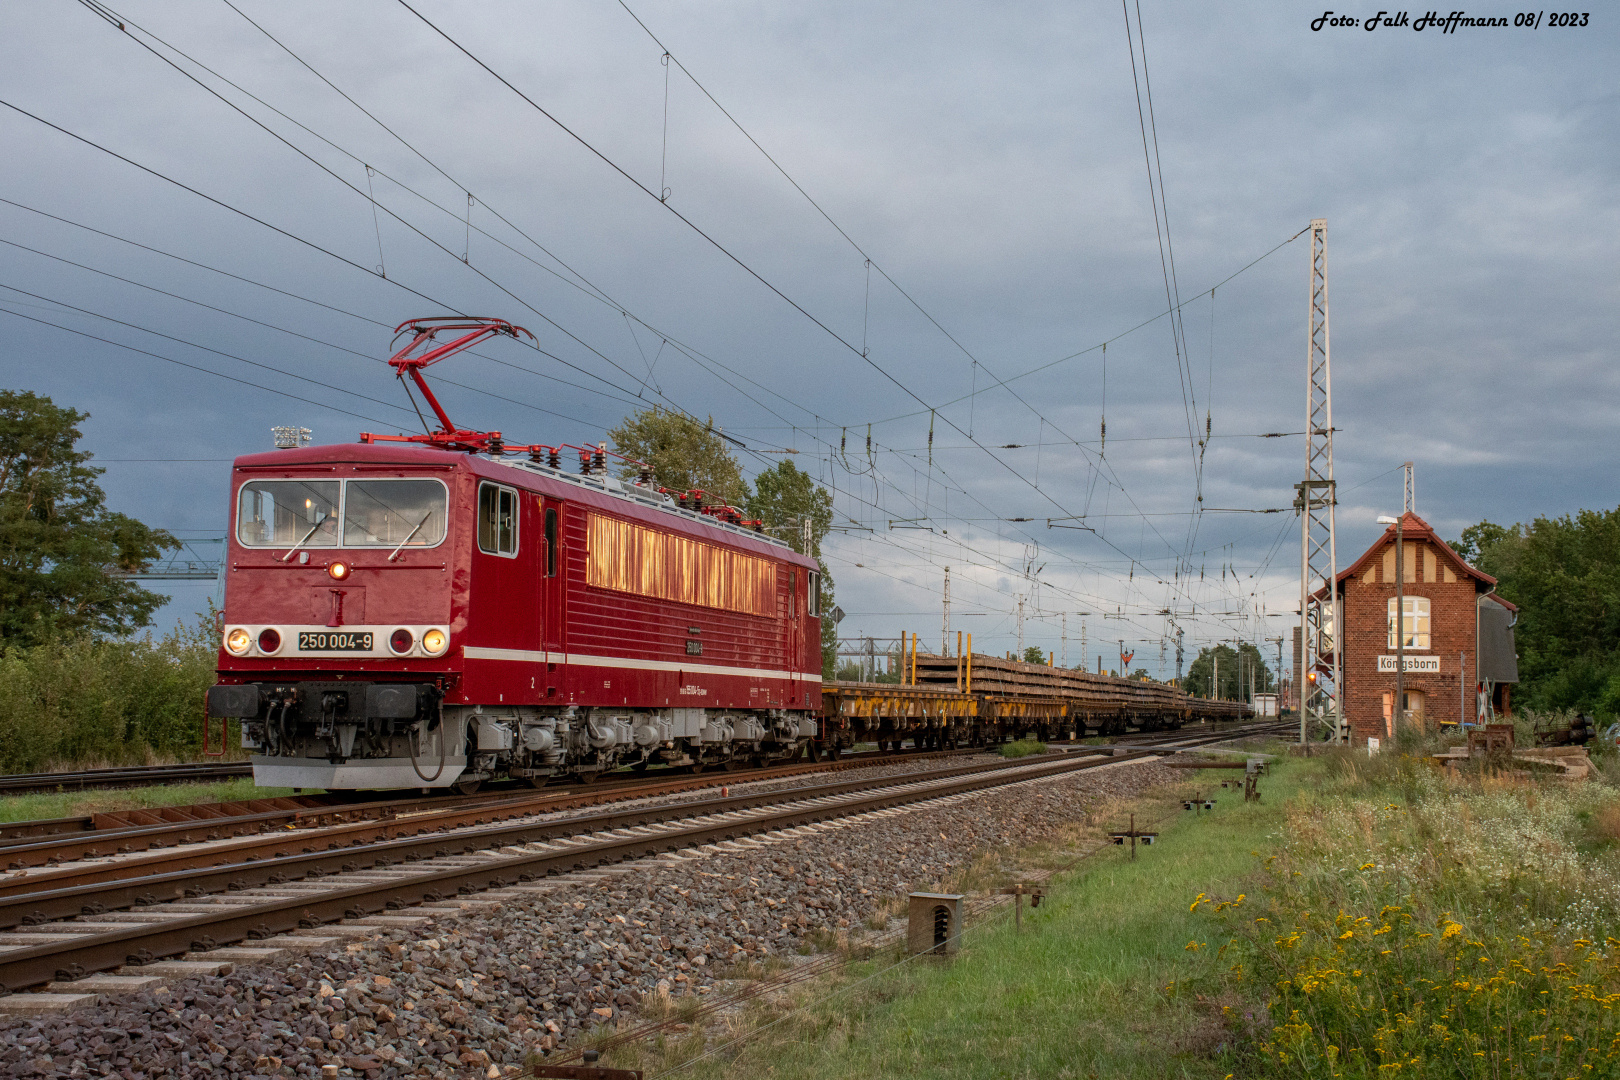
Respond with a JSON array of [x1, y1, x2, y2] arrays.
[[225, 628, 252, 655], [421, 628, 448, 655], [328, 561, 350, 581]]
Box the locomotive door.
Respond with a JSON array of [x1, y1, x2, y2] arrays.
[[538, 497, 565, 698]]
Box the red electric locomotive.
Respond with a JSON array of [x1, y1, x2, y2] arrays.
[[207, 319, 823, 792]]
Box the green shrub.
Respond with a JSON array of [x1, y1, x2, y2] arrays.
[[999, 739, 1048, 759], [0, 608, 220, 772]]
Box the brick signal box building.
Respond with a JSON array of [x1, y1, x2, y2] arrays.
[[1328, 512, 1518, 743]]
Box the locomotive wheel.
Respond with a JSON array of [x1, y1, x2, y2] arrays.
[[631, 760, 651, 773], [451, 776, 483, 796]]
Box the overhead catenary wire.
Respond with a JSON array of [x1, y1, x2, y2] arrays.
[[0, 306, 398, 427], [393, 1, 1238, 620], [9, 10, 1302, 650], [0, 199, 654, 424], [138, 0, 1299, 625], [72, 1, 681, 412]]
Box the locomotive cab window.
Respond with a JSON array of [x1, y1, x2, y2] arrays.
[[237, 480, 339, 548], [478, 482, 519, 557], [342, 479, 447, 549], [544, 506, 558, 577], [808, 570, 821, 617]]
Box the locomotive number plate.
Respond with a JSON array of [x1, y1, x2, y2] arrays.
[[298, 631, 373, 652]]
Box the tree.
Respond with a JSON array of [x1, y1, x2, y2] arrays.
[[747, 460, 839, 679], [608, 407, 750, 508], [1183, 642, 1275, 700], [0, 391, 177, 646], [747, 461, 832, 556], [1022, 646, 1048, 665], [1459, 509, 1620, 717], [1450, 520, 1517, 566]]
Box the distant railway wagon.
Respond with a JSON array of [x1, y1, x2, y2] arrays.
[[814, 652, 1253, 755]]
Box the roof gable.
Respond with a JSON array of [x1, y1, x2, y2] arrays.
[[1335, 512, 1497, 591]]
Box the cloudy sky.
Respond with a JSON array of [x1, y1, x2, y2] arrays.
[[1, 1, 1614, 678]]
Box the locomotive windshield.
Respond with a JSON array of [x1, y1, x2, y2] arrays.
[[235, 478, 447, 549], [344, 479, 447, 548], [237, 480, 339, 547]]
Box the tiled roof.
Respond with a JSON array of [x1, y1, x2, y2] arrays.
[[1329, 511, 1499, 593]]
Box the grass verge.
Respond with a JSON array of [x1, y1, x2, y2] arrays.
[[1190, 736, 1620, 1078], [595, 752, 1304, 1079], [0, 777, 310, 823], [998, 738, 1048, 759]]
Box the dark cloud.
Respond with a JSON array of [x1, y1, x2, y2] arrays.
[[0, 1, 1613, 670]]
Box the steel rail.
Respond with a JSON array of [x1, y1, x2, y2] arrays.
[[0, 746, 1173, 992], [0, 762, 254, 795]]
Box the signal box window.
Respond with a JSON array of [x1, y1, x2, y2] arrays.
[[478, 483, 519, 557], [343, 479, 447, 549], [237, 480, 339, 548], [1388, 596, 1431, 650]]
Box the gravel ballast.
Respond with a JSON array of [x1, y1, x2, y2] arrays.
[[0, 758, 1181, 1078]]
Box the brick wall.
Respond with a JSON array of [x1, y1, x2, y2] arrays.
[[1341, 537, 1477, 743]]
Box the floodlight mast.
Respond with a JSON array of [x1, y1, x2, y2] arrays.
[[359, 317, 544, 455]]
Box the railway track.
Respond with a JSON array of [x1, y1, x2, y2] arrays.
[[0, 720, 1269, 857], [0, 722, 1273, 901], [0, 761, 255, 797], [0, 712, 1267, 804], [0, 744, 989, 856], [0, 723, 1284, 994]]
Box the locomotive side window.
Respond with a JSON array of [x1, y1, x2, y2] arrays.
[[586, 512, 773, 615], [342, 479, 447, 548], [808, 570, 821, 617], [544, 507, 558, 577], [478, 482, 519, 557], [237, 480, 339, 548]]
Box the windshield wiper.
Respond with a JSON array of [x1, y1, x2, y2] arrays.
[[281, 519, 325, 563], [388, 511, 435, 561]]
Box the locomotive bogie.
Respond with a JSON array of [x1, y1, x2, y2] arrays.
[[219, 672, 819, 788]]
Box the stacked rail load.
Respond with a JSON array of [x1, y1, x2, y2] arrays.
[[816, 651, 1251, 756]]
